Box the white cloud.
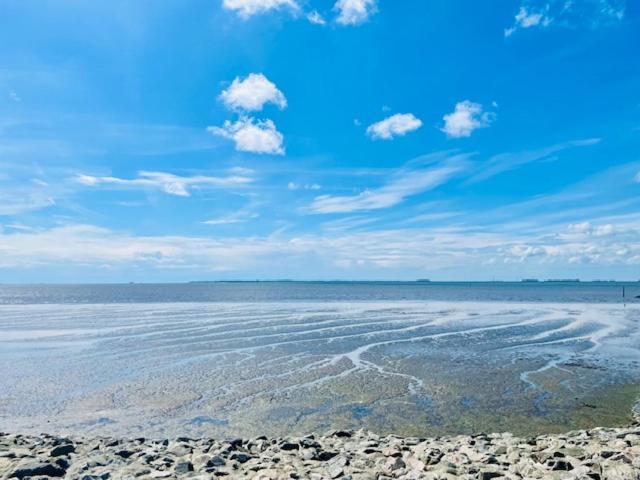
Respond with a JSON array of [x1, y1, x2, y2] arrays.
[[307, 10, 326, 25], [288, 182, 321, 190], [466, 138, 601, 184], [74, 171, 253, 196], [203, 211, 259, 225], [566, 221, 615, 237], [310, 154, 467, 214], [599, 1, 625, 20], [222, 0, 299, 18], [8, 90, 21, 102], [3, 215, 640, 275], [441, 101, 494, 138], [208, 117, 285, 155], [334, 0, 377, 25], [0, 192, 55, 216], [366, 113, 422, 140], [505, 1, 625, 36], [567, 221, 592, 234], [505, 6, 551, 36], [219, 73, 287, 112]]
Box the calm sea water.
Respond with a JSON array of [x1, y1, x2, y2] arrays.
[[1, 282, 639, 439], [0, 281, 639, 304]]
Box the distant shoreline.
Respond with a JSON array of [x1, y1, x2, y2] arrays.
[[1, 279, 639, 286]]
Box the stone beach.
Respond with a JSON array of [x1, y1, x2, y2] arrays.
[[2, 415, 639, 480]]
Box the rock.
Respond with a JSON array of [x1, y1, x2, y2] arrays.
[[548, 459, 573, 471], [116, 449, 135, 459], [50, 443, 75, 457], [175, 461, 194, 473], [404, 456, 426, 471], [317, 451, 339, 461], [280, 442, 299, 451], [1, 427, 639, 480], [327, 454, 349, 477], [384, 456, 405, 471], [230, 452, 251, 463], [478, 471, 503, 480], [10, 459, 66, 478], [206, 455, 226, 467]]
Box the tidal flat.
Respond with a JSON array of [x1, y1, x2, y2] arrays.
[[0, 301, 639, 439]]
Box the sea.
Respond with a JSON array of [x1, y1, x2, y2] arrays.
[[1, 282, 639, 439]]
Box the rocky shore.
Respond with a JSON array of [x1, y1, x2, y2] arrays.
[[1, 422, 639, 480]]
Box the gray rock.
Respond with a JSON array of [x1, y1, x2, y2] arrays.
[[10, 459, 66, 478], [50, 443, 75, 457], [175, 461, 194, 473]]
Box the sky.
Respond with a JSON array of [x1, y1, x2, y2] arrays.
[[0, 0, 639, 282]]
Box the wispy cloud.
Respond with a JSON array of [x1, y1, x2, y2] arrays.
[[334, 0, 377, 25], [3, 215, 640, 277], [466, 138, 601, 184], [219, 73, 287, 112], [441, 101, 494, 138], [505, 5, 552, 37], [505, 0, 625, 36], [207, 117, 285, 155], [366, 113, 422, 140], [203, 210, 259, 225], [222, 0, 299, 19], [0, 190, 55, 216], [307, 10, 326, 25], [309, 153, 468, 214], [74, 171, 253, 196], [288, 182, 321, 190]]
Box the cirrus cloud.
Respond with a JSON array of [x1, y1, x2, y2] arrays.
[[310, 153, 468, 214], [74, 171, 253, 196]]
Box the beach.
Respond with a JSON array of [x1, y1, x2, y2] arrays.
[[1, 284, 639, 478]]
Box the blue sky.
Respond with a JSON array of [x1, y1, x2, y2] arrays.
[[1, 0, 639, 282]]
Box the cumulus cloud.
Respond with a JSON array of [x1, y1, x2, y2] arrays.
[[334, 0, 377, 25], [219, 73, 287, 112], [74, 171, 253, 196], [208, 117, 285, 155], [310, 154, 467, 214], [566, 221, 615, 237], [307, 10, 326, 25], [441, 101, 494, 138], [366, 113, 422, 140], [222, 0, 299, 18]]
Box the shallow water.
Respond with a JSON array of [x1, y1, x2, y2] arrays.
[[1, 288, 639, 438]]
